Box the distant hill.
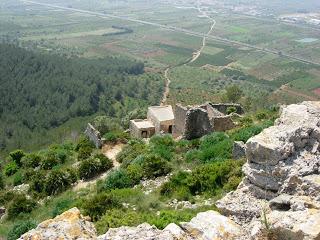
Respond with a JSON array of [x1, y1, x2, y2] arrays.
[[0, 44, 163, 152]]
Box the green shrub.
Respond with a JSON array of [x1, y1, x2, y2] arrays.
[[81, 192, 121, 221], [126, 164, 144, 185], [52, 199, 74, 217], [77, 146, 93, 161], [255, 111, 268, 120], [239, 116, 253, 126], [92, 116, 120, 135], [0, 190, 18, 206], [44, 170, 73, 195], [103, 132, 117, 143], [231, 121, 273, 143], [198, 133, 232, 162], [147, 210, 194, 229], [116, 140, 147, 166], [188, 160, 243, 195], [103, 169, 133, 191], [94, 154, 113, 170], [29, 171, 46, 193], [96, 209, 144, 234], [160, 171, 192, 201], [142, 154, 171, 179], [65, 168, 78, 184], [78, 155, 112, 180], [4, 162, 18, 176], [7, 194, 36, 219], [75, 136, 94, 151], [9, 150, 25, 166], [40, 152, 59, 170], [227, 106, 237, 115], [13, 172, 23, 186], [7, 220, 37, 240], [21, 153, 41, 168]]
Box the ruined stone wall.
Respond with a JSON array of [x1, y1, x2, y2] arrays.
[[84, 123, 103, 148], [212, 116, 236, 132], [147, 111, 161, 133], [184, 108, 213, 140], [209, 103, 244, 115], [173, 104, 188, 138]]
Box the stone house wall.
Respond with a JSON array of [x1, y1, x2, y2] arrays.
[[84, 123, 103, 148], [172, 104, 189, 138]]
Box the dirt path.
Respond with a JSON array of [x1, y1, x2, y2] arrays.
[[160, 1, 216, 105], [73, 143, 125, 191], [190, 1, 216, 63]]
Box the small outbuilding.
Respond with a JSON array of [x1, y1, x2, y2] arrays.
[[130, 119, 155, 139]]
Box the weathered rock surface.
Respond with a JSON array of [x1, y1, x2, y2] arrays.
[[18, 207, 97, 240], [232, 141, 246, 159], [217, 101, 320, 239]]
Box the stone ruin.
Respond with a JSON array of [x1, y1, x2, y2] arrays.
[[129, 105, 174, 139], [84, 123, 103, 148], [173, 102, 244, 140]]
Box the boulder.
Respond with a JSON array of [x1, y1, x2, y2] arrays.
[[18, 208, 97, 240], [180, 210, 243, 240]]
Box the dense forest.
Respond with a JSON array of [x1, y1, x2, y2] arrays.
[[0, 44, 163, 153]]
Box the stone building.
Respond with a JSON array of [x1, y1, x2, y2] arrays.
[[129, 105, 174, 139], [173, 102, 243, 140], [130, 119, 155, 139], [147, 105, 174, 134], [84, 123, 103, 148]]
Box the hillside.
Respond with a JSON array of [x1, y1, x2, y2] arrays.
[[0, 44, 163, 153]]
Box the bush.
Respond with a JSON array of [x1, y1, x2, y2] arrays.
[[231, 121, 273, 143], [13, 172, 23, 186], [96, 209, 144, 234], [126, 164, 144, 185], [81, 192, 121, 221], [103, 169, 133, 191], [0, 190, 18, 206], [77, 146, 93, 161], [9, 150, 25, 166], [7, 220, 37, 240], [142, 154, 171, 179], [198, 133, 232, 162], [78, 155, 113, 180], [29, 171, 46, 193], [4, 162, 18, 176], [40, 152, 59, 170], [21, 153, 41, 168], [94, 154, 113, 170], [227, 106, 237, 115], [147, 210, 194, 229], [44, 170, 73, 195], [188, 160, 244, 195], [92, 116, 120, 135], [116, 140, 147, 166], [7, 194, 36, 219], [160, 171, 191, 198], [75, 136, 94, 151], [52, 199, 74, 217]]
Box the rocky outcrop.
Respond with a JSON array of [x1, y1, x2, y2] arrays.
[[99, 210, 243, 240], [217, 101, 320, 239], [18, 208, 97, 240], [20, 209, 243, 240]]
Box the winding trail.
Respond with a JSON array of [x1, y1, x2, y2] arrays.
[[161, 1, 216, 105]]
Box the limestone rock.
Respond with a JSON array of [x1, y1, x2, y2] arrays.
[[217, 101, 320, 239], [18, 207, 97, 240], [232, 141, 246, 159], [265, 208, 320, 240], [180, 210, 243, 240]]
